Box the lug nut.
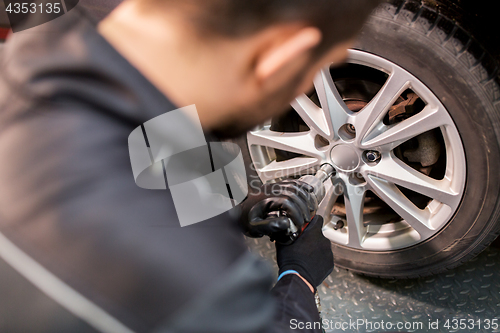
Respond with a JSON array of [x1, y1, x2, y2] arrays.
[[365, 150, 381, 163], [346, 124, 356, 134], [333, 220, 345, 230]]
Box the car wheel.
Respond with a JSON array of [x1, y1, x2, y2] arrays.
[[237, 0, 500, 278]]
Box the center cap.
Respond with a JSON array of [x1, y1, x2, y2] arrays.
[[330, 145, 360, 171]]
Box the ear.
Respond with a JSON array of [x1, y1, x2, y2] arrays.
[[255, 27, 322, 81]]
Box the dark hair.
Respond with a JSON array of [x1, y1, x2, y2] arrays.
[[153, 0, 385, 55]]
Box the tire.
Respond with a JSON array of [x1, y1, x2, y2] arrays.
[[238, 0, 500, 278]]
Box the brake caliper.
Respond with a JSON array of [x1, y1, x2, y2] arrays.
[[388, 93, 441, 175]]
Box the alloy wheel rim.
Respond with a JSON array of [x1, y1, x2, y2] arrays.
[[247, 50, 466, 250]]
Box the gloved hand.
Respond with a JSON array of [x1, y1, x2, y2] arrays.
[[237, 180, 318, 238], [276, 216, 333, 289]]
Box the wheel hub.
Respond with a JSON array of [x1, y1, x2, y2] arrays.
[[330, 145, 360, 172]]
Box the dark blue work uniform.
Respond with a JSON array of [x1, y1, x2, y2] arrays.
[[0, 8, 321, 333]]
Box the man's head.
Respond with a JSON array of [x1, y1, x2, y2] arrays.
[[99, 0, 384, 137]]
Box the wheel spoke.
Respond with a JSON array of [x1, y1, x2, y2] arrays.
[[354, 70, 411, 144], [367, 153, 460, 207], [247, 128, 323, 159], [291, 94, 331, 138], [344, 183, 367, 248], [361, 105, 451, 151], [313, 67, 351, 140], [367, 176, 434, 238], [317, 181, 340, 220], [256, 157, 320, 183]]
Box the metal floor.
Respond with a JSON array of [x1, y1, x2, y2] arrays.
[[247, 238, 500, 333]]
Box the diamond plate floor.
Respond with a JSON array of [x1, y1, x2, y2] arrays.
[[247, 238, 500, 333]]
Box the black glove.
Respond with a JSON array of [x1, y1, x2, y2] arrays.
[[238, 180, 318, 238], [276, 216, 333, 289]]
